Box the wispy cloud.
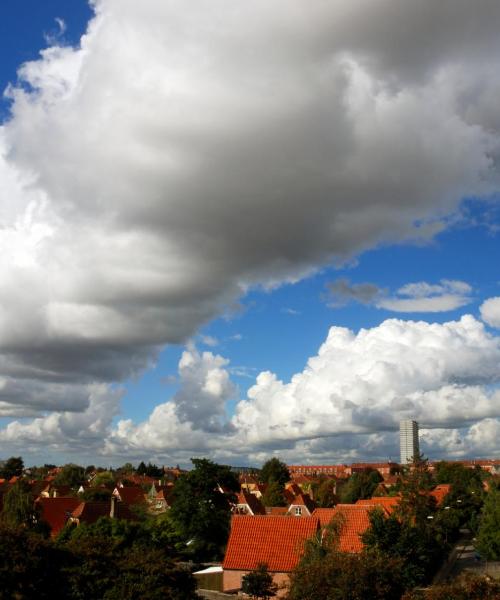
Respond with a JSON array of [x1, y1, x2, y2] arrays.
[[200, 335, 219, 347], [282, 308, 301, 316], [228, 333, 243, 341], [44, 17, 67, 46], [325, 278, 472, 313], [325, 278, 382, 307], [378, 280, 472, 313]]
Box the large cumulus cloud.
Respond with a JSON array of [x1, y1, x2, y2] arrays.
[[1, 1, 500, 459], [97, 315, 500, 464]]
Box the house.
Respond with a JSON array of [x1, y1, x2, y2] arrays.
[[163, 466, 185, 481], [249, 483, 268, 499], [287, 474, 315, 489], [313, 503, 390, 553], [232, 490, 266, 515], [70, 501, 111, 525], [39, 484, 73, 498], [356, 496, 400, 515], [147, 483, 174, 512], [69, 496, 138, 526], [287, 492, 316, 517], [265, 506, 288, 516], [36, 497, 81, 538], [288, 464, 349, 478], [112, 485, 146, 506], [223, 515, 319, 596], [430, 484, 451, 506], [350, 462, 399, 477]]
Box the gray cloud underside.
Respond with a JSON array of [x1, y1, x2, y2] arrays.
[[1, 1, 500, 461]]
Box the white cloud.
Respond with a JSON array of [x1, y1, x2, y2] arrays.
[[377, 279, 472, 312], [420, 418, 500, 459], [0, 1, 500, 457], [2, 314, 499, 464], [0, 384, 123, 454], [200, 335, 219, 347], [233, 315, 500, 448], [480, 297, 500, 328], [105, 347, 236, 458], [99, 315, 500, 463]]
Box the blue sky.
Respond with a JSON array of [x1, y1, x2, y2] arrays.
[[123, 201, 500, 423], [1, 1, 500, 466]]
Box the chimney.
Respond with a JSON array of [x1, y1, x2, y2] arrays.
[[110, 495, 117, 519], [53, 489, 58, 498]]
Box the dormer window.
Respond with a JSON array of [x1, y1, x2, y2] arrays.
[[295, 506, 302, 516]]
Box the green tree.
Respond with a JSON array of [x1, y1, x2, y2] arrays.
[[434, 461, 483, 490], [117, 462, 135, 474], [169, 458, 239, 560], [288, 541, 405, 600], [2, 480, 40, 529], [315, 478, 339, 508], [261, 480, 286, 507], [339, 469, 383, 504], [137, 461, 163, 478], [260, 458, 290, 486], [81, 487, 112, 501], [476, 488, 500, 560], [91, 470, 115, 487], [396, 455, 436, 529], [144, 512, 184, 555], [0, 523, 69, 598], [401, 572, 500, 600], [241, 563, 277, 599], [362, 508, 443, 589], [54, 464, 85, 489], [105, 546, 197, 600], [0, 456, 24, 480]]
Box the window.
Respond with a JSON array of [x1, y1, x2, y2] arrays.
[[295, 506, 302, 516]]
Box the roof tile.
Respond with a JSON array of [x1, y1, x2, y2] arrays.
[[223, 515, 319, 572]]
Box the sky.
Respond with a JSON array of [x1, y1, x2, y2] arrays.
[[1, 0, 500, 468]]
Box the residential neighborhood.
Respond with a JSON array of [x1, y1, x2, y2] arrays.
[[0, 454, 499, 598]]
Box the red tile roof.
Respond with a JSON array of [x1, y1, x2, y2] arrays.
[[235, 490, 266, 515], [71, 500, 138, 524], [125, 474, 156, 486], [113, 486, 146, 505], [223, 515, 319, 572], [72, 501, 110, 523], [156, 486, 173, 503], [381, 475, 399, 486], [356, 496, 400, 514], [265, 507, 288, 516], [311, 508, 337, 527], [313, 504, 385, 553], [430, 484, 451, 506], [37, 497, 81, 537]]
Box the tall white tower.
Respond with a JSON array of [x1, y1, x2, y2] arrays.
[[400, 420, 419, 464]]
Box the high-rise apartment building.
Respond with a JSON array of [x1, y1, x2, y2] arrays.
[[400, 419, 419, 464]]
